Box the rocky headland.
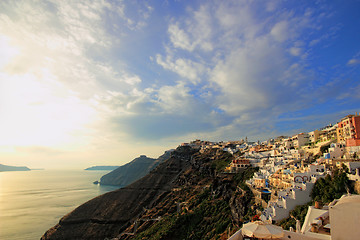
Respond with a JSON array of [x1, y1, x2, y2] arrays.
[[0, 164, 31, 172], [41, 146, 259, 240], [85, 166, 119, 171], [99, 151, 173, 187]]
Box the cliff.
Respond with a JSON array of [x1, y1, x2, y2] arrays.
[[0, 164, 30, 172], [99, 151, 172, 187], [41, 146, 195, 240], [41, 146, 258, 240]]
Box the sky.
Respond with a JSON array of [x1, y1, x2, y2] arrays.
[[0, 0, 359, 169]]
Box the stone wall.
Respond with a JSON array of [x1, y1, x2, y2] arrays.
[[351, 180, 360, 194]]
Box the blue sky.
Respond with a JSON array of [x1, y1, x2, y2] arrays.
[[0, 0, 359, 168]]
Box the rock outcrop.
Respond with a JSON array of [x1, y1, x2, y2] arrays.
[[99, 151, 173, 187]]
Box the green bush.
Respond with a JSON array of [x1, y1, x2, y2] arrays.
[[134, 192, 233, 240], [280, 168, 354, 230], [234, 167, 259, 185], [311, 169, 353, 203], [211, 152, 233, 171], [134, 167, 258, 239]]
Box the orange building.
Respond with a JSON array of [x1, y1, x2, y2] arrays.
[[337, 113, 360, 147], [230, 158, 250, 172]]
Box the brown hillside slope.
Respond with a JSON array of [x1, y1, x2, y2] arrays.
[[41, 146, 197, 240]]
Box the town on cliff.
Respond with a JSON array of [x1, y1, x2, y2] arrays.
[[42, 113, 360, 240], [179, 112, 360, 240]]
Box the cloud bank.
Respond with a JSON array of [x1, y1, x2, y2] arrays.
[[0, 0, 359, 167]]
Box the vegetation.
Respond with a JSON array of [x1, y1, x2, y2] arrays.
[[134, 167, 259, 240], [233, 167, 260, 223], [319, 144, 330, 154], [311, 167, 353, 203], [279, 168, 354, 230], [210, 151, 233, 172], [134, 190, 232, 240], [234, 166, 259, 190], [278, 202, 312, 230]]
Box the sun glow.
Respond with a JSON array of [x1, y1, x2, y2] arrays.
[[0, 36, 19, 69], [0, 74, 96, 148], [0, 36, 97, 151], [0, 18, 102, 154]]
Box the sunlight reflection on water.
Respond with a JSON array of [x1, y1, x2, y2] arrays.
[[0, 170, 119, 240]]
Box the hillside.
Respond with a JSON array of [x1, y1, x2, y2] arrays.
[[0, 164, 30, 172], [41, 146, 258, 240], [99, 151, 172, 187]]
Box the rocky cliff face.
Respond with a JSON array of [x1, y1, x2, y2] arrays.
[[118, 149, 259, 240], [41, 146, 258, 240], [100, 151, 172, 187]]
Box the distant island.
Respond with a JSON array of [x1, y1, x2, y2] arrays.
[[0, 164, 31, 172], [84, 166, 119, 171]]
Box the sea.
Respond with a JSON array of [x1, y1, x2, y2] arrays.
[[0, 169, 120, 240]]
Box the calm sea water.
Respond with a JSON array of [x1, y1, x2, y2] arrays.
[[0, 170, 120, 240]]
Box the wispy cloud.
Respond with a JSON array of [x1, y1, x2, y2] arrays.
[[168, 5, 213, 52], [347, 57, 360, 66], [156, 54, 206, 84], [151, 1, 322, 137], [347, 52, 360, 65]]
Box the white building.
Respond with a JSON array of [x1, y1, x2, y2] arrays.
[[323, 143, 346, 160], [261, 179, 316, 222], [292, 133, 310, 149], [229, 194, 360, 240], [300, 194, 360, 240]]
